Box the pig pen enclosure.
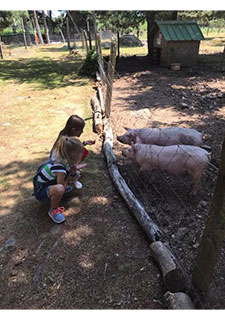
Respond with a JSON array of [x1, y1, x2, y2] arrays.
[[98, 55, 225, 308]]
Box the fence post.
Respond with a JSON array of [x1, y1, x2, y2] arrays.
[[0, 36, 4, 59], [192, 133, 225, 292], [83, 30, 89, 54], [21, 18, 28, 49], [96, 33, 105, 82], [87, 18, 92, 50], [105, 38, 117, 118]]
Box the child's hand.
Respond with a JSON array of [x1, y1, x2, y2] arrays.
[[69, 164, 77, 174], [77, 163, 88, 170], [83, 140, 95, 146]]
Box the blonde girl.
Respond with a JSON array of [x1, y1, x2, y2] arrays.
[[33, 137, 87, 223]]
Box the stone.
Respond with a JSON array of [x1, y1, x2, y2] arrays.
[[176, 227, 189, 239], [181, 102, 189, 108], [120, 35, 143, 47]]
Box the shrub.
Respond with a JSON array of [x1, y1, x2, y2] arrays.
[[79, 49, 99, 76]]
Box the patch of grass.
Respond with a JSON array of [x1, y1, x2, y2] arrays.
[[0, 43, 94, 207], [0, 176, 10, 190], [0, 55, 88, 89]]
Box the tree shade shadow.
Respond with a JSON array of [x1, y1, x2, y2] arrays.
[[0, 56, 89, 89]]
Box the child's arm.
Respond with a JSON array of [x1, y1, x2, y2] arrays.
[[55, 172, 70, 188], [76, 163, 88, 170], [55, 163, 87, 187], [83, 140, 95, 146]]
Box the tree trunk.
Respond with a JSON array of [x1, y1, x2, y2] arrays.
[[192, 134, 225, 292], [47, 10, 54, 37], [21, 18, 27, 49], [33, 11, 44, 44], [145, 11, 156, 61], [23, 16, 32, 46], [66, 16, 71, 50], [92, 11, 97, 50], [59, 29, 66, 43], [0, 36, 4, 59], [42, 11, 50, 44], [117, 31, 120, 58]]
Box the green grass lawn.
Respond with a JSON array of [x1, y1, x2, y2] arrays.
[[0, 44, 94, 195]]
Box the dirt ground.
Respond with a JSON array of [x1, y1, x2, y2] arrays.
[[1, 53, 225, 310], [109, 56, 225, 309]]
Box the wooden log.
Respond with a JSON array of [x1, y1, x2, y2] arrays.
[[90, 96, 103, 134], [94, 76, 105, 116], [97, 85, 105, 115], [150, 241, 186, 292], [164, 291, 195, 309], [103, 128, 161, 242]]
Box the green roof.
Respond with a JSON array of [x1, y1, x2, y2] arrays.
[[155, 20, 204, 41]]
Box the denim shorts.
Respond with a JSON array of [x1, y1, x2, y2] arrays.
[[32, 178, 53, 202]]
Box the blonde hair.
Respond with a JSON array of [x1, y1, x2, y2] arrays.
[[55, 136, 84, 164]]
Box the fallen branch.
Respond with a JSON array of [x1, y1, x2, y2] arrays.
[[150, 241, 186, 292], [103, 127, 161, 242], [90, 95, 103, 134], [164, 291, 195, 309]]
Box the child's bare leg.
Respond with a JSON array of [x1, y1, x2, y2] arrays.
[[48, 184, 65, 208]]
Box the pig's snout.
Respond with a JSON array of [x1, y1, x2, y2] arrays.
[[117, 135, 123, 143]]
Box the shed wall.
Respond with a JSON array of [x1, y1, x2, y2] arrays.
[[159, 41, 200, 67]]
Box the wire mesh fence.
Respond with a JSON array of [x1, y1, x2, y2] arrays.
[[93, 35, 225, 303]]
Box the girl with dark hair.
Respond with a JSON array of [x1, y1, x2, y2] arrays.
[[50, 115, 95, 188]]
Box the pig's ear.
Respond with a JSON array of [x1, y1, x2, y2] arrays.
[[124, 126, 131, 131]]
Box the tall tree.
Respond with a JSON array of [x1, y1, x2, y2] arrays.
[[192, 134, 225, 292], [33, 10, 44, 44], [145, 11, 156, 62], [42, 11, 50, 44], [0, 11, 13, 30]]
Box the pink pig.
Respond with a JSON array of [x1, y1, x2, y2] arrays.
[[124, 143, 210, 194], [117, 127, 202, 146]]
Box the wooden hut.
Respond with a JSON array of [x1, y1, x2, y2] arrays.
[[151, 20, 204, 67]]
